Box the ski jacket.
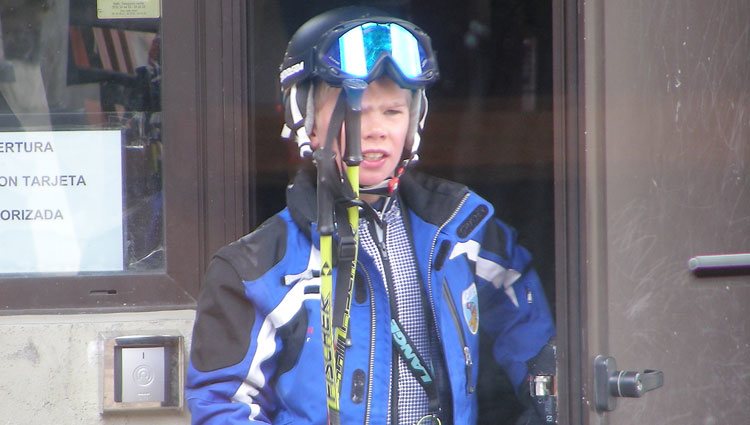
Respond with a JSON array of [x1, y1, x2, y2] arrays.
[[186, 170, 555, 424]]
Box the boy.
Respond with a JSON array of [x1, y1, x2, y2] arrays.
[[186, 6, 555, 425]]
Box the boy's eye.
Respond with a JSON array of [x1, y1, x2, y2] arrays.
[[385, 108, 404, 115]]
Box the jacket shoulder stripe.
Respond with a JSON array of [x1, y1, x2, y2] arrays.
[[450, 240, 480, 261], [284, 244, 320, 285], [450, 240, 521, 307], [232, 277, 319, 419], [476, 258, 521, 307]]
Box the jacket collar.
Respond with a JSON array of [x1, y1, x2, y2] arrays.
[[397, 170, 471, 226], [286, 168, 318, 238]]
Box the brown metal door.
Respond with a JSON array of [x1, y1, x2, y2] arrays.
[[578, 0, 750, 423]]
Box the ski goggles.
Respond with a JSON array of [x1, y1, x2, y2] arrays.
[[318, 21, 439, 89]]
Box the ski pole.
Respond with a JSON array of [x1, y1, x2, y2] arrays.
[[313, 144, 340, 424], [332, 79, 367, 389], [316, 80, 366, 425]]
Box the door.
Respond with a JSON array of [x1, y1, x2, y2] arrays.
[[577, 0, 750, 423]]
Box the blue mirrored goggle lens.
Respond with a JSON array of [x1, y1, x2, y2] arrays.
[[324, 23, 427, 79]]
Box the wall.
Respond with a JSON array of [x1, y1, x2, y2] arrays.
[[0, 310, 195, 424]]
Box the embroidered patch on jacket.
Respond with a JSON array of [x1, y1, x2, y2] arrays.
[[462, 283, 479, 334], [456, 205, 489, 238]]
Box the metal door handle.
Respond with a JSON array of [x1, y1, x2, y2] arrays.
[[594, 355, 664, 412], [609, 369, 663, 397], [688, 253, 750, 273]]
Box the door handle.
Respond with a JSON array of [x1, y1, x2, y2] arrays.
[[688, 253, 750, 276], [594, 355, 664, 412]]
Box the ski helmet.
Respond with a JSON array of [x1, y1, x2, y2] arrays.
[[279, 6, 439, 161]]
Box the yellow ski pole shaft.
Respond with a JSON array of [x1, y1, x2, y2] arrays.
[[313, 147, 340, 422], [320, 234, 339, 418]]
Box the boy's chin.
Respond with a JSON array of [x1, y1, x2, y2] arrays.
[[359, 176, 389, 188], [360, 180, 383, 188]]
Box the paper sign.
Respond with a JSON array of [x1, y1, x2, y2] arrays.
[[0, 130, 124, 274], [97, 0, 161, 19]]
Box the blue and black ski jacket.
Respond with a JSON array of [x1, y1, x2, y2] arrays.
[[186, 170, 555, 424]]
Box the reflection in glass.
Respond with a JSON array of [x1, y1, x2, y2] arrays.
[[0, 0, 163, 274]]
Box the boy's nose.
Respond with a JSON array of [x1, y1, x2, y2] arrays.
[[361, 118, 387, 142]]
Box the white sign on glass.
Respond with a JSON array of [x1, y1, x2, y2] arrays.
[[0, 130, 124, 274]]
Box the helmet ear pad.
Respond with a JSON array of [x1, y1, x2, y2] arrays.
[[282, 81, 317, 155], [283, 81, 311, 134], [404, 89, 428, 161]]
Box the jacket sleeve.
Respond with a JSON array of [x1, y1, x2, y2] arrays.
[[475, 217, 556, 391], [186, 256, 277, 424]]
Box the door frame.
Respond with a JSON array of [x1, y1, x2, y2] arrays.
[[552, 0, 589, 423]]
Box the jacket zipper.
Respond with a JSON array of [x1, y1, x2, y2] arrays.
[[425, 193, 474, 395], [359, 263, 377, 425], [442, 279, 475, 394], [370, 219, 401, 425]]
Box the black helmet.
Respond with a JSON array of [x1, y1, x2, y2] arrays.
[[279, 6, 439, 159]]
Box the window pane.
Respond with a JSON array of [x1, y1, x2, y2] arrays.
[[0, 0, 164, 275]]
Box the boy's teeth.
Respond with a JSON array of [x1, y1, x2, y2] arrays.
[[363, 152, 383, 160]]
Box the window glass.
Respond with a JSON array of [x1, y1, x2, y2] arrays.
[[0, 0, 163, 275]]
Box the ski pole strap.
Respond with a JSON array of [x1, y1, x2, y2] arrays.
[[332, 204, 356, 328], [390, 317, 442, 415]]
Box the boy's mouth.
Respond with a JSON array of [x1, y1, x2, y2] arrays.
[[362, 151, 386, 161]]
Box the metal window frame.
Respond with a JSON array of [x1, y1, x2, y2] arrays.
[[553, 0, 587, 423]]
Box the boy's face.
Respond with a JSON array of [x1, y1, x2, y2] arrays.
[[311, 77, 411, 188]]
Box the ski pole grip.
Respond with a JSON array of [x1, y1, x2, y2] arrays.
[[342, 79, 367, 166], [313, 148, 336, 236]]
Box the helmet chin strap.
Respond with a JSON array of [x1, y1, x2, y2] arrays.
[[359, 160, 408, 198]]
